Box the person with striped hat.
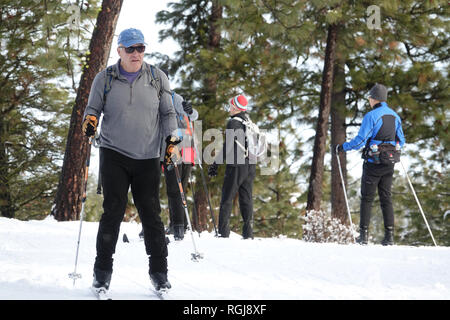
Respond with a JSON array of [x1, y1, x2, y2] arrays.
[[208, 94, 256, 239]]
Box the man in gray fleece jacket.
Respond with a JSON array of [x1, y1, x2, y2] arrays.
[[82, 28, 178, 295]]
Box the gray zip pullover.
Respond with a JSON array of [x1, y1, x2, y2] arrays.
[[84, 60, 177, 160]]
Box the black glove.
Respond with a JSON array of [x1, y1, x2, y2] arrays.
[[82, 115, 98, 137], [164, 135, 182, 169], [333, 144, 344, 155], [208, 162, 218, 177], [182, 101, 193, 115]]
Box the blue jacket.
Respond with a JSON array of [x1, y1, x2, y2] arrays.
[[343, 102, 405, 154]]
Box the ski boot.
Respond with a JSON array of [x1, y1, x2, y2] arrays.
[[356, 227, 368, 245], [150, 272, 172, 293], [165, 225, 174, 235], [242, 228, 254, 240], [381, 226, 394, 246], [92, 268, 112, 299], [173, 224, 185, 241]]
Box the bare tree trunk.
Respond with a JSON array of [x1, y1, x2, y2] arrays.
[[330, 59, 348, 223], [52, 0, 124, 221], [0, 119, 14, 218], [306, 23, 339, 212], [196, 0, 223, 230], [194, 187, 209, 232], [0, 8, 9, 218], [205, 0, 222, 102]]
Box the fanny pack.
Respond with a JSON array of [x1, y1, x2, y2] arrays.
[[363, 143, 401, 165]]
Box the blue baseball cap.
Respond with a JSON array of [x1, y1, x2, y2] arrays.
[[117, 28, 147, 47]]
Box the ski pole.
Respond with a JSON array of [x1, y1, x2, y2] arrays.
[[190, 121, 218, 236], [69, 137, 93, 286], [171, 152, 204, 261], [400, 159, 437, 246], [335, 146, 356, 243], [97, 166, 102, 194], [188, 174, 201, 236], [93, 133, 102, 195]]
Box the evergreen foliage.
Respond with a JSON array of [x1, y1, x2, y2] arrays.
[[154, 0, 306, 237], [153, 0, 449, 244], [340, 0, 449, 245], [2, 0, 447, 246], [0, 0, 100, 219]]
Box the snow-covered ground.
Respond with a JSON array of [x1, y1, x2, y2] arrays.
[[0, 216, 449, 301]]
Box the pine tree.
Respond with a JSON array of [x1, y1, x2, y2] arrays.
[[330, 58, 348, 223], [154, 0, 448, 243], [306, 22, 340, 212], [288, 0, 449, 241], [0, 0, 100, 219], [52, 0, 124, 221], [154, 0, 224, 232], [337, 0, 449, 244], [154, 0, 306, 236]]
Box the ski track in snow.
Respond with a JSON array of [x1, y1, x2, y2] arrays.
[[0, 217, 449, 300]]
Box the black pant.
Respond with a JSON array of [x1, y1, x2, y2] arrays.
[[218, 164, 256, 238], [95, 148, 168, 274], [360, 161, 395, 229], [163, 162, 193, 228]]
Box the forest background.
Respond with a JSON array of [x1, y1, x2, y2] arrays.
[[0, 0, 448, 246]]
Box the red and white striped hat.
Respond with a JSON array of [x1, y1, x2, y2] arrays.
[[229, 94, 248, 111]]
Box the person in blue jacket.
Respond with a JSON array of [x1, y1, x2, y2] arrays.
[[335, 83, 405, 246]]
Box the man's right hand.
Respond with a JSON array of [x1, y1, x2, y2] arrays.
[[82, 115, 98, 137], [164, 135, 182, 169]]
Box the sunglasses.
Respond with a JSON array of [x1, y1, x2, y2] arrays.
[[119, 45, 145, 54]]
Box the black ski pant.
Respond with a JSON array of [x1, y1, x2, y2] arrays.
[[359, 161, 395, 230], [163, 162, 193, 229], [94, 148, 168, 275], [218, 164, 256, 238]]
